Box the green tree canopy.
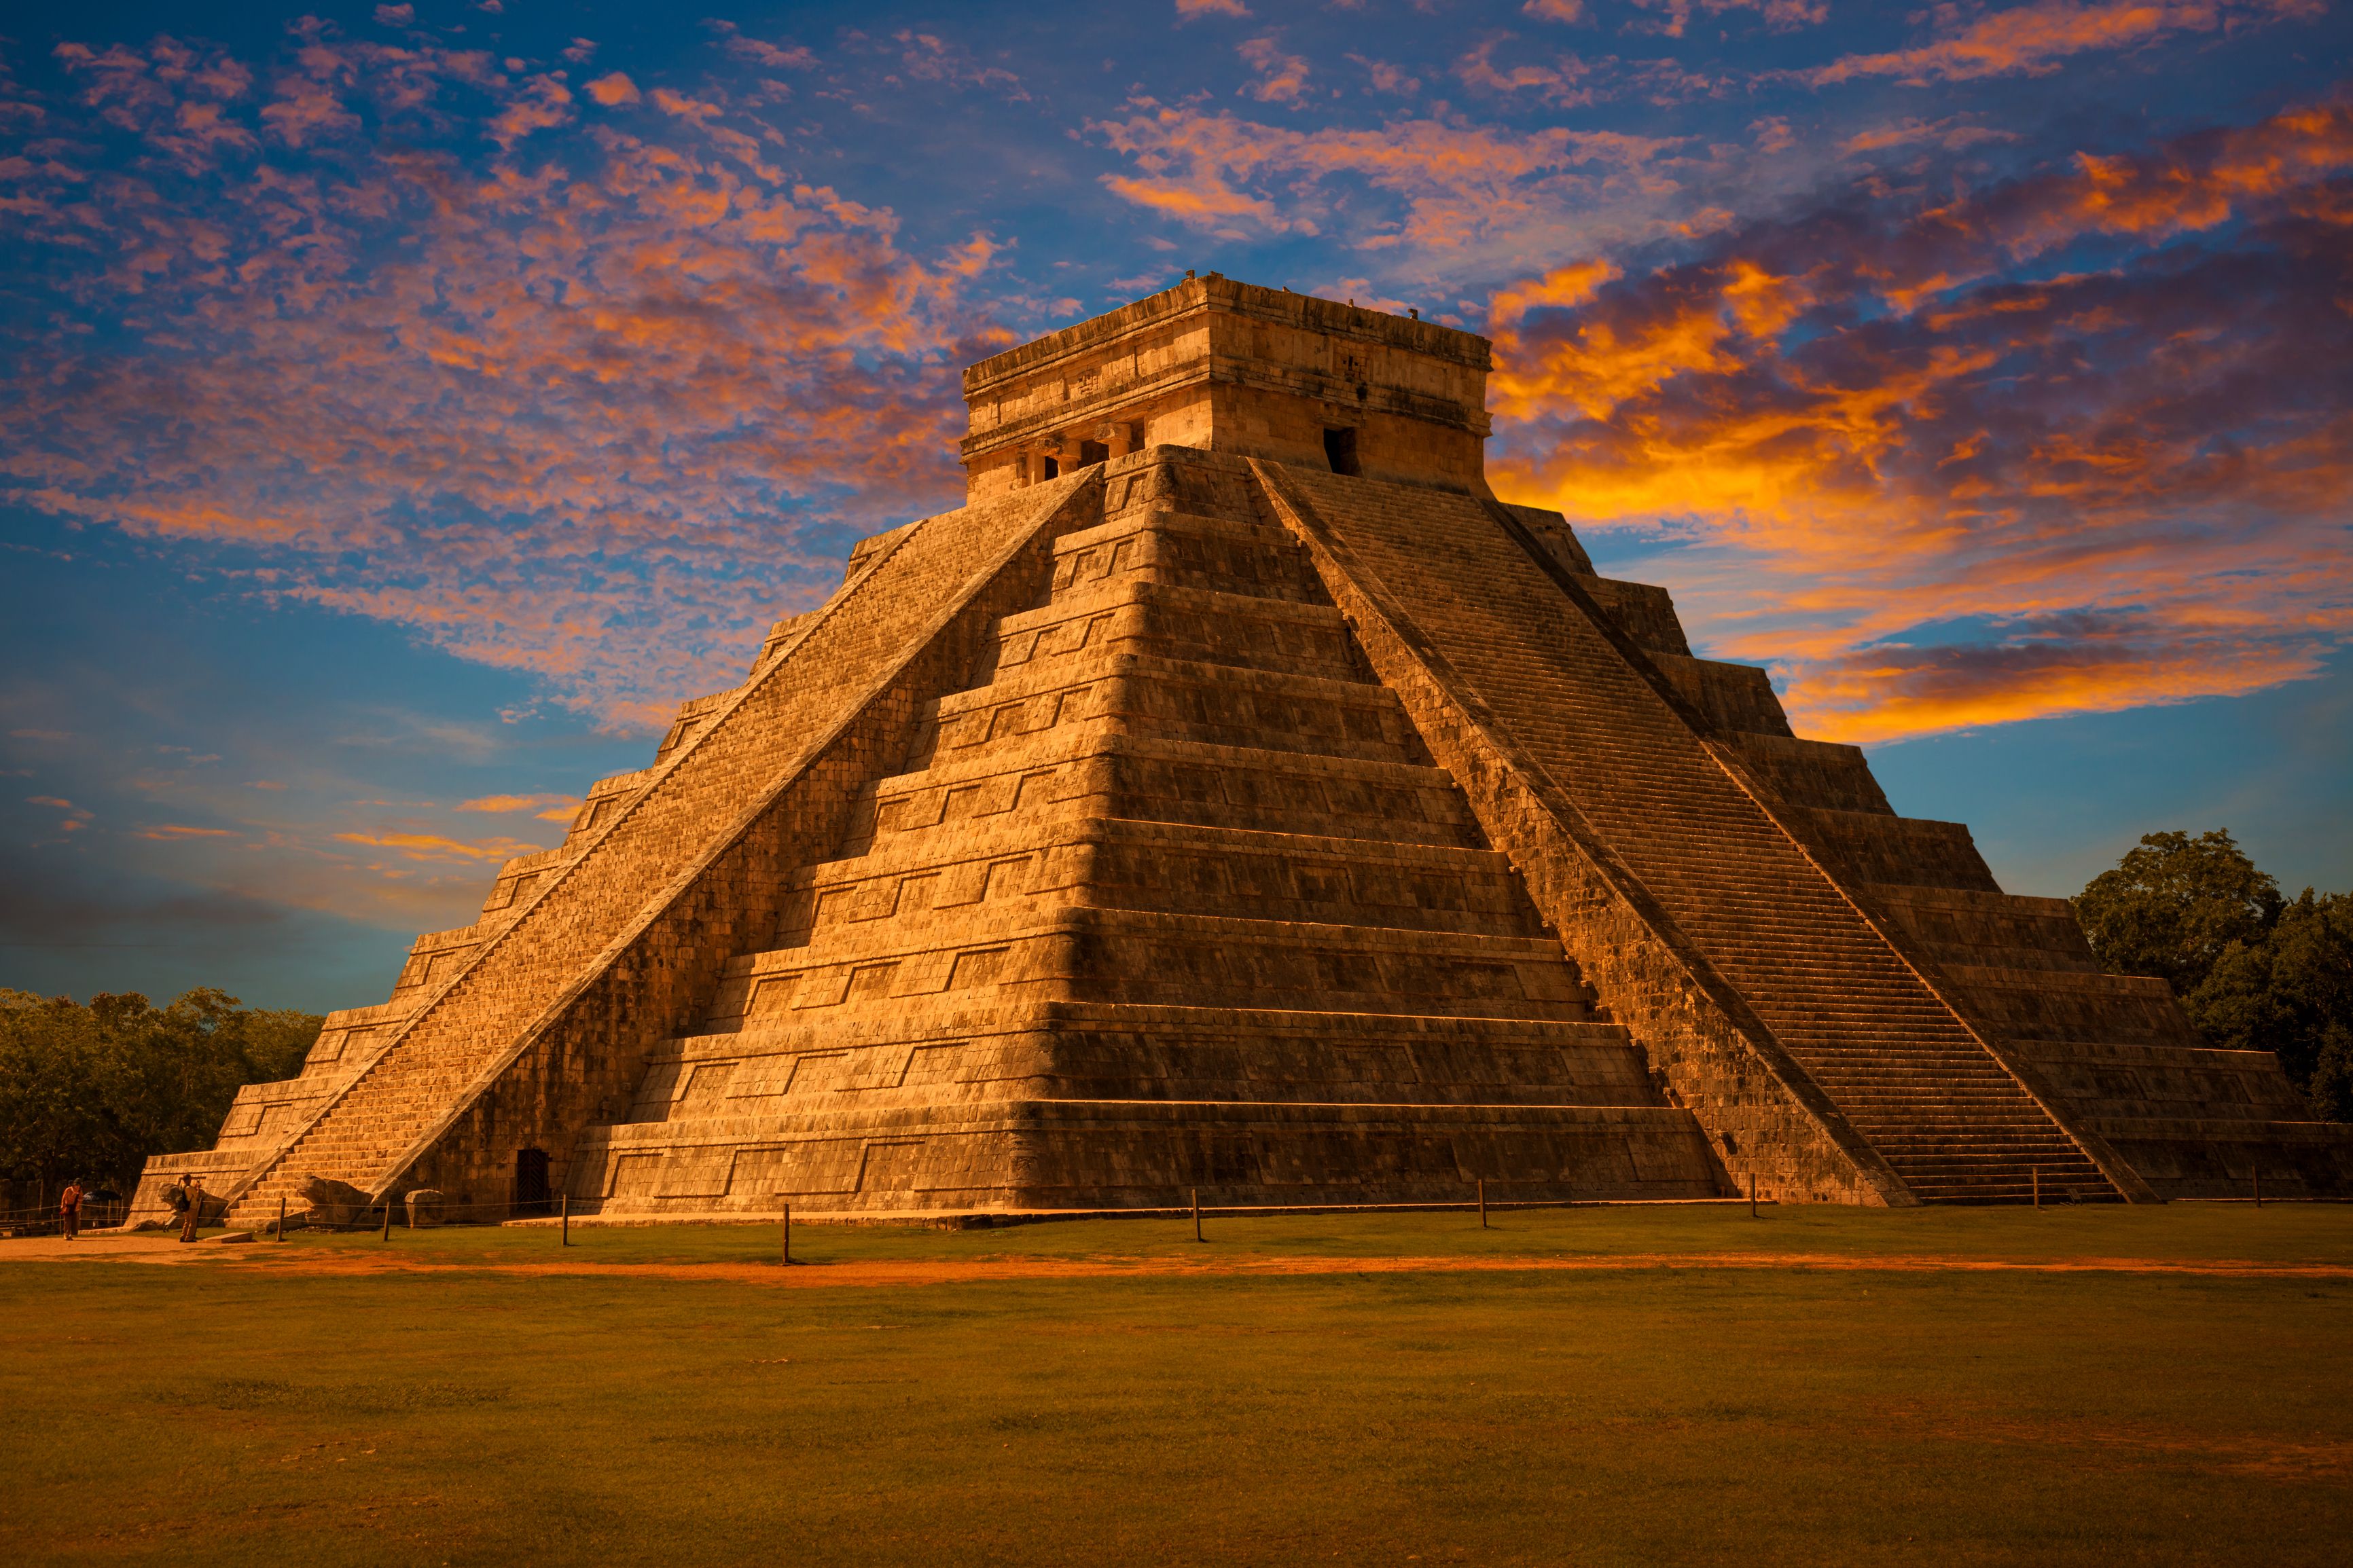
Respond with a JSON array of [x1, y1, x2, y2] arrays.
[[2072, 829, 2284, 995], [0, 988, 323, 1192], [2076, 831, 2349, 1122], [2187, 892, 2353, 1121]]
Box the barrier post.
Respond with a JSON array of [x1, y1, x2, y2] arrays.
[[380, 1195, 393, 1241], [561, 1193, 571, 1245], [783, 1203, 793, 1266], [1191, 1188, 1202, 1243], [2032, 1167, 2041, 1211], [1477, 1178, 1488, 1230], [277, 1195, 287, 1242], [1749, 1172, 1757, 1218]]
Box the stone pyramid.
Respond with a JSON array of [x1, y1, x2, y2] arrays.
[[136, 276, 2351, 1224]]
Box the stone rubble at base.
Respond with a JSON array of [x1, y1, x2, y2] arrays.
[[130, 276, 2353, 1228]]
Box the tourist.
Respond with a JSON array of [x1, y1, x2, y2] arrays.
[[58, 1179, 83, 1241], [170, 1178, 200, 1243]]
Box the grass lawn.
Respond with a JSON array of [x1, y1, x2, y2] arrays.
[[2, 1205, 2347, 1565]]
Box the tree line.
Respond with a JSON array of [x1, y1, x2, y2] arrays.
[[2074, 830, 2351, 1120], [0, 988, 321, 1197]]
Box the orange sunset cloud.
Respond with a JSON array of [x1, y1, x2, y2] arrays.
[[1488, 95, 2353, 744]]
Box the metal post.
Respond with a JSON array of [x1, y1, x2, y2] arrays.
[[1191, 1187, 1202, 1243], [2032, 1167, 2041, 1211], [783, 1203, 792, 1266], [1477, 1178, 1488, 1229], [1749, 1171, 1757, 1219], [561, 1193, 571, 1245], [381, 1194, 393, 1241], [278, 1195, 287, 1242]]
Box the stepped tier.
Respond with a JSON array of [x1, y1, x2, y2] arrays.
[[133, 275, 2346, 1226], [573, 1003, 1709, 1214]]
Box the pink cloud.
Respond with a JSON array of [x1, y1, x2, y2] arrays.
[[1806, 0, 2317, 87], [3, 33, 1004, 733]]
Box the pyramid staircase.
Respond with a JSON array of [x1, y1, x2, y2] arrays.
[[1257, 460, 2120, 1205], [194, 473, 1111, 1228]]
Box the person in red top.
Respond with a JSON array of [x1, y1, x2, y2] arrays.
[[58, 1180, 83, 1241]]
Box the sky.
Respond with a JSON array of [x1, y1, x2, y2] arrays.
[[1, 0, 2347, 1013]]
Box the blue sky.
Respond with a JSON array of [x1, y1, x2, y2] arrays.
[[2, 0, 2348, 1010]]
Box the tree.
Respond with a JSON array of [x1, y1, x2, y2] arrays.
[[2189, 892, 2353, 1120], [2072, 829, 2283, 995], [2076, 833, 2352, 1123], [0, 988, 323, 1192]]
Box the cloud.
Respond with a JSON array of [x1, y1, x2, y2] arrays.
[[1348, 55, 1420, 97], [374, 5, 415, 26], [884, 31, 1025, 98], [1486, 95, 2353, 744], [459, 792, 581, 822], [27, 796, 93, 833], [706, 22, 817, 72], [1806, 0, 2319, 88], [1238, 37, 1312, 105], [1094, 101, 1681, 253], [486, 73, 572, 149], [1625, 0, 1829, 37], [650, 86, 721, 122], [1453, 37, 1725, 107], [1177, 0, 1253, 18], [2, 33, 1003, 732], [137, 824, 240, 840], [1524, 0, 1587, 21], [333, 831, 543, 863], [583, 71, 638, 106], [1840, 117, 2019, 156]]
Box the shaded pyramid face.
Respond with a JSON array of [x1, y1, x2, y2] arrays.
[[576, 450, 1723, 1213]]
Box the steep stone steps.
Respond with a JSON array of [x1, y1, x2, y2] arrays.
[[217, 471, 1111, 1226], [1261, 462, 2123, 1205]]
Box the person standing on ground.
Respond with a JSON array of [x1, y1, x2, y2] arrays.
[[58, 1179, 82, 1241], [170, 1178, 198, 1243]]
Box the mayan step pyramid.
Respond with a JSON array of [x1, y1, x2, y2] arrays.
[[134, 275, 2351, 1223]]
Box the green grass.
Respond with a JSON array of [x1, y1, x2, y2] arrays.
[[211, 1196, 2353, 1267], [4, 1207, 2348, 1566]]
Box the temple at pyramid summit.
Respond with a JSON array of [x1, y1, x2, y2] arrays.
[[134, 275, 2353, 1225]]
